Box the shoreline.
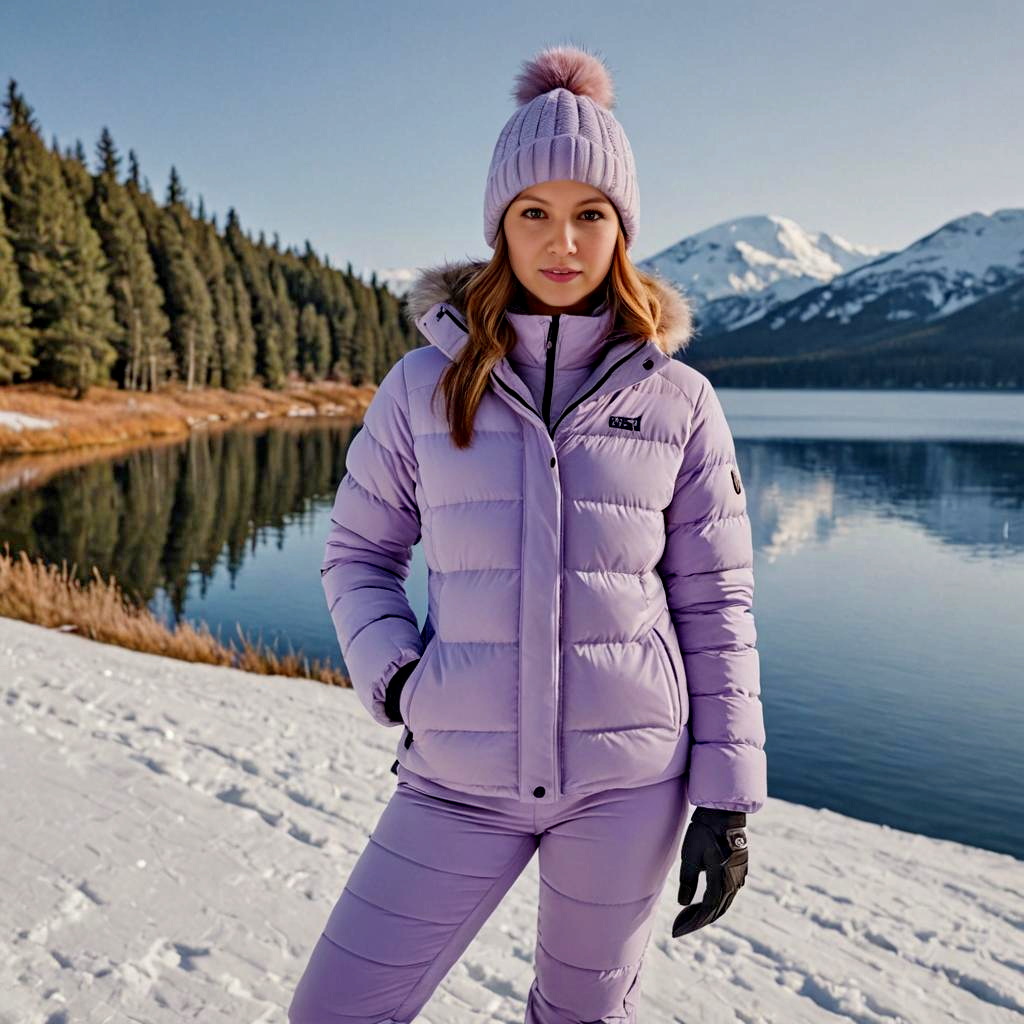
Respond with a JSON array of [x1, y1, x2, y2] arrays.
[[0, 545, 348, 689], [0, 378, 376, 458]]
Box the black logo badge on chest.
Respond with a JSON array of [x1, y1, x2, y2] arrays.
[[609, 414, 642, 432]]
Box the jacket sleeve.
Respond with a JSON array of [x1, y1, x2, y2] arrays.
[[656, 375, 767, 813], [321, 356, 424, 728]]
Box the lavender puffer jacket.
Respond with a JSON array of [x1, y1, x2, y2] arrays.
[[321, 258, 767, 812]]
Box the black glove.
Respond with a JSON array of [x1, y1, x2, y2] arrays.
[[383, 659, 420, 724], [672, 806, 748, 937]]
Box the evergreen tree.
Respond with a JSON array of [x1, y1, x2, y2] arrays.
[[347, 282, 378, 386], [378, 282, 413, 371], [224, 256, 257, 386], [192, 216, 243, 389], [157, 203, 215, 389], [323, 266, 356, 382], [166, 165, 185, 207], [2, 79, 117, 396], [127, 148, 141, 187], [88, 128, 173, 390], [298, 301, 332, 380], [0, 133, 34, 383], [95, 126, 120, 178], [60, 135, 94, 205], [270, 261, 297, 379], [225, 208, 284, 388]]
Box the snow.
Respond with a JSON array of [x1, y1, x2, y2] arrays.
[[640, 214, 887, 306], [779, 208, 1024, 332], [2, 613, 1022, 1023], [638, 214, 888, 336], [363, 266, 417, 298], [0, 411, 57, 432]]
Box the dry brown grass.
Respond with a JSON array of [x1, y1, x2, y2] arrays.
[[0, 542, 350, 689], [0, 377, 377, 456]]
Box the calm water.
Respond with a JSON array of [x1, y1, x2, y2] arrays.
[[1, 389, 1022, 859]]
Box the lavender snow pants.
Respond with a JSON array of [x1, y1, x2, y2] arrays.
[[288, 764, 690, 1024]]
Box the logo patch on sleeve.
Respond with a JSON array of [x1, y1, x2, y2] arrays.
[[609, 414, 642, 431]]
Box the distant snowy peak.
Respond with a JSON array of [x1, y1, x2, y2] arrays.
[[762, 207, 1024, 333], [638, 214, 887, 334], [361, 267, 416, 297]]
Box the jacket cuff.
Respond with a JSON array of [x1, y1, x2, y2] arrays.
[[364, 652, 422, 728], [692, 806, 747, 828], [384, 658, 420, 723], [695, 800, 762, 814], [686, 741, 767, 814]]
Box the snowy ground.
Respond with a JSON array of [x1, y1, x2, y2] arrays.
[[1, 613, 1022, 1024], [0, 411, 57, 432]]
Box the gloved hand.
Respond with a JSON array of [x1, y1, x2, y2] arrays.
[[672, 806, 748, 937], [383, 659, 420, 724]]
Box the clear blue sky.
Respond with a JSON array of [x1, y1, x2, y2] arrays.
[[4, 0, 1021, 274]]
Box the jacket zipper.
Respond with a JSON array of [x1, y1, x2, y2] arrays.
[[541, 314, 560, 429], [440, 304, 647, 437], [550, 340, 647, 434], [441, 303, 545, 424], [493, 376, 543, 421], [496, 340, 646, 437], [544, 314, 562, 795], [438, 305, 468, 332]]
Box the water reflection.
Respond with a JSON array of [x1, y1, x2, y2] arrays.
[[0, 418, 358, 619], [743, 439, 1023, 559]]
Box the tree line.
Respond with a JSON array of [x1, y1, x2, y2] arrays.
[[0, 80, 417, 396]]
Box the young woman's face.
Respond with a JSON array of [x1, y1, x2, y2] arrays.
[[502, 179, 620, 315]]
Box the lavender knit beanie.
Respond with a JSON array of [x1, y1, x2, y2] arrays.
[[483, 44, 639, 251]]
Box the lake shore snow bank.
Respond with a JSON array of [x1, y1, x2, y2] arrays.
[[1, 614, 1021, 1023]]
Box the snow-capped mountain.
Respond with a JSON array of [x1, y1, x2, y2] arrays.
[[750, 208, 1024, 337], [362, 266, 416, 297], [699, 208, 1024, 360], [638, 214, 887, 335], [677, 210, 1024, 389]]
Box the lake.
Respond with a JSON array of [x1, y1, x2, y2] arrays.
[[1, 388, 1021, 859]]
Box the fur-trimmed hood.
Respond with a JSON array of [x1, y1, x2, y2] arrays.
[[402, 257, 695, 356]]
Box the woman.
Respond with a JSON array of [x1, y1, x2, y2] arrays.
[[290, 43, 766, 1024]]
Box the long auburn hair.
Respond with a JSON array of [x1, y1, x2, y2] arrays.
[[435, 222, 665, 449]]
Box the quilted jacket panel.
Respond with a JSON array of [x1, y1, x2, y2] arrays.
[[321, 258, 767, 810]]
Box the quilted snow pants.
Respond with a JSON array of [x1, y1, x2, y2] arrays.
[[288, 763, 690, 1024]]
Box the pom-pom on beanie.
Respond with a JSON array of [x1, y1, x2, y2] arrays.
[[483, 44, 639, 251]]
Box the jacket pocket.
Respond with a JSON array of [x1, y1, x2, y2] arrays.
[[399, 635, 436, 732], [651, 624, 681, 734]]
